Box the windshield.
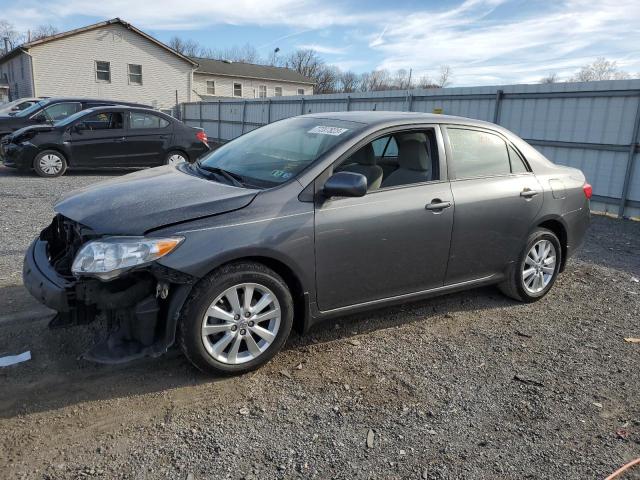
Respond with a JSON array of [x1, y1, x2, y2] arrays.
[[199, 117, 364, 187], [55, 109, 94, 127], [15, 99, 49, 118]]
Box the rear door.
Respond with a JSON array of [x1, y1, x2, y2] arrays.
[[68, 110, 128, 167], [443, 126, 543, 285], [124, 111, 172, 166]]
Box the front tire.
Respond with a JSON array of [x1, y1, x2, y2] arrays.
[[499, 228, 562, 302], [178, 262, 294, 375], [33, 150, 67, 177]]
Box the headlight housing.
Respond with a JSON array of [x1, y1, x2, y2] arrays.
[[71, 236, 184, 280]]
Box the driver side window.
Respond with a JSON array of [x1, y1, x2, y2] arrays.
[[37, 102, 82, 122], [335, 129, 439, 192]]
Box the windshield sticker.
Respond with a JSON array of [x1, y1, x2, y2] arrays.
[[271, 170, 293, 179], [308, 126, 349, 136]]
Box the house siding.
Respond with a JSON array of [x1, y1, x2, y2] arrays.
[[0, 52, 35, 99], [28, 24, 194, 109], [193, 72, 311, 99]]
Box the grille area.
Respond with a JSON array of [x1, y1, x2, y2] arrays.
[[40, 215, 97, 278]]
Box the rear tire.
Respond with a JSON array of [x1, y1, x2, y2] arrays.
[[178, 262, 294, 375], [33, 150, 67, 178], [499, 228, 562, 302], [165, 150, 188, 166]]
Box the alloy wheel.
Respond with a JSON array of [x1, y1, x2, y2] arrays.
[[167, 153, 186, 165], [39, 154, 63, 175], [201, 283, 281, 365], [522, 239, 556, 294]]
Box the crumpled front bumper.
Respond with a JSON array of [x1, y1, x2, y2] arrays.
[[23, 238, 74, 311], [22, 236, 195, 364]]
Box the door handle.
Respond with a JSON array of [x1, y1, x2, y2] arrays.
[[520, 188, 539, 198], [159, 135, 169, 139], [115, 136, 126, 143], [425, 200, 452, 211]]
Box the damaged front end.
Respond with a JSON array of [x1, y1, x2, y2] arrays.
[[23, 215, 196, 364]]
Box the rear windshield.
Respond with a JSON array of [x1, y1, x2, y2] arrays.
[[15, 100, 49, 117], [199, 117, 364, 187]]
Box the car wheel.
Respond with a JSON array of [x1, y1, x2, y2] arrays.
[[165, 151, 188, 166], [33, 150, 67, 178], [178, 261, 294, 375], [499, 228, 562, 302]]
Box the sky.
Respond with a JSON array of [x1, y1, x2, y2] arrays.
[[1, 0, 639, 86]]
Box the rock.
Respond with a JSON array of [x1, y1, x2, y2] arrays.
[[295, 363, 303, 370], [348, 339, 361, 346], [280, 369, 292, 379], [399, 449, 406, 455], [239, 407, 250, 415], [428, 429, 437, 435], [186, 474, 195, 480], [366, 429, 375, 449], [593, 402, 603, 408]]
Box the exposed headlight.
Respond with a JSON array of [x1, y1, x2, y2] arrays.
[[71, 236, 184, 280]]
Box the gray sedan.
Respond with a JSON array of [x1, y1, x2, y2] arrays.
[[23, 112, 591, 374]]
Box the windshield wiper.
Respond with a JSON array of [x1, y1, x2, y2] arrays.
[[196, 163, 245, 188]]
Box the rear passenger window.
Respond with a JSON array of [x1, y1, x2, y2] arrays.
[[82, 112, 124, 130], [448, 128, 511, 178], [129, 112, 169, 129], [508, 145, 529, 173]]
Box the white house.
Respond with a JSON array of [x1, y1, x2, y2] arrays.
[[0, 18, 314, 111]]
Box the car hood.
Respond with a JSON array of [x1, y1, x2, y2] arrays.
[[8, 124, 55, 140], [54, 165, 259, 235]]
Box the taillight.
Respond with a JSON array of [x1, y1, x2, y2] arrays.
[[196, 130, 208, 144], [583, 183, 592, 199]]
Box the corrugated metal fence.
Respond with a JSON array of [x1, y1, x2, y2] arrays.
[[182, 80, 640, 218]]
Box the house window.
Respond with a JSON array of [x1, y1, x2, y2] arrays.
[[128, 64, 142, 85], [258, 85, 267, 98], [206, 80, 215, 95], [233, 82, 242, 97], [95, 61, 111, 82], [274, 86, 282, 96], [297, 88, 305, 95]]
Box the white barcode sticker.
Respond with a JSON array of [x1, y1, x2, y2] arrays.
[[308, 126, 349, 136]]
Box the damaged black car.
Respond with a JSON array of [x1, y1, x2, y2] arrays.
[[24, 112, 590, 375]]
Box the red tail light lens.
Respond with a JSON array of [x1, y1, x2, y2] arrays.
[[196, 130, 208, 144], [583, 183, 592, 199]]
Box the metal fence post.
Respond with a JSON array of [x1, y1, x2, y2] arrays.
[[199, 102, 203, 129], [618, 97, 640, 217], [241, 100, 247, 134], [217, 100, 221, 142], [407, 93, 414, 112], [300, 97, 305, 115], [346, 95, 351, 111], [493, 89, 504, 124], [267, 99, 271, 124]]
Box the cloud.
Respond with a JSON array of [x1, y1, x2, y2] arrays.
[[296, 43, 348, 55]]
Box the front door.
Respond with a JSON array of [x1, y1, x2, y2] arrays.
[[68, 110, 128, 167], [314, 126, 454, 311], [443, 126, 544, 284]]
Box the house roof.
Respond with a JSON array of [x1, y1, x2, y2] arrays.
[[192, 57, 315, 85], [0, 18, 198, 66]]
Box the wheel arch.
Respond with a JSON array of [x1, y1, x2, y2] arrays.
[[166, 148, 190, 162], [35, 146, 70, 165], [536, 216, 568, 272]]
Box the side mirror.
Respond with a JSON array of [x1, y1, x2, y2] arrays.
[[73, 122, 87, 133], [323, 171, 367, 198]]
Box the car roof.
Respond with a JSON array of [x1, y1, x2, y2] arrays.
[[39, 97, 151, 107], [304, 111, 499, 130], [81, 105, 167, 115]]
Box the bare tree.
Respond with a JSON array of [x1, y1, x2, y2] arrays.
[[392, 69, 412, 89], [437, 65, 452, 87], [285, 49, 325, 79], [417, 74, 438, 89], [30, 24, 58, 41], [570, 57, 630, 82], [540, 72, 559, 84], [339, 71, 359, 93], [314, 65, 340, 94], [201, 44, 262, 63], [0, 20, 22, 50], [168, 36, 202, 57]]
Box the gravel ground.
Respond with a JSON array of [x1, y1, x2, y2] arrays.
[[0, 165, 639, 479]]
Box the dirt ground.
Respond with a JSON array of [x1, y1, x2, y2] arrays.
[[0, 166, 639, 479]]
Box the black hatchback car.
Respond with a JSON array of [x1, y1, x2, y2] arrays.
[[1, 106, 210, 177], [0, 97, 150, 140]]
